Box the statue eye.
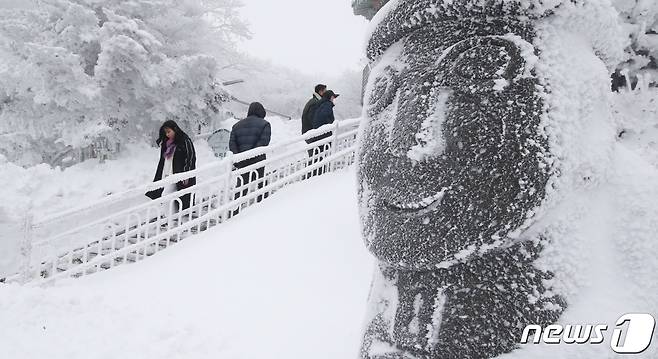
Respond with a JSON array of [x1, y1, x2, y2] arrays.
[[453, 45, 512, 80], [438, 36, 530, 92]]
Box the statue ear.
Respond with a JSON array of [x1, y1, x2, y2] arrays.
[[438, 36, 534, 94]]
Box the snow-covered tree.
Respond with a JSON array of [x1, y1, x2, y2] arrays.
[[223, 57, 365, 123], [0, 0, 249, 166]]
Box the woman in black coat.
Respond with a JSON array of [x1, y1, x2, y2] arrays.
[[146, 120, 196, 210]]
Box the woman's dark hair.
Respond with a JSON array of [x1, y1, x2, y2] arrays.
[[247, 102, 267, 119], [156, 120, 191, 146]]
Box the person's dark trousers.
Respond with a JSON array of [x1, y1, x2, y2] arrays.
[[305, 148, 316, 180], [232, 166, 266, 216], [180, 193, 192, 211], [171, 189, 193, 215], [310, 143, 331, 177], [312, 145, 325, 177], [304, 136, 317, 180], [305, 135, 332, 178]]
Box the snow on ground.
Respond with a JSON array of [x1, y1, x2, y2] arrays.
[[0, 169, 374, 359]]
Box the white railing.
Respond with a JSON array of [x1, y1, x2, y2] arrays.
[[5, 118, 361, 285]]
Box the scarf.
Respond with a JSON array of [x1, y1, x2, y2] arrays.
[[164, 138, 176, 159]]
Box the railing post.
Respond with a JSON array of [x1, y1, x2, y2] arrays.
[[222, 154, 234, 219], [329, 121, 341, 172], [20, 207, 34, 284]]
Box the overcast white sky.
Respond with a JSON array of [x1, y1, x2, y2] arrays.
[[1, 0, 370, 75], [238, 0, 370, 76]]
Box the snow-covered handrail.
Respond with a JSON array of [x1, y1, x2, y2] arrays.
[[35, 118, 361, 227], [7, 118, 361, 284]]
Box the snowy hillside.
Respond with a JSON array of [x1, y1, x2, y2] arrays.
[[0, 169, 374, 359]]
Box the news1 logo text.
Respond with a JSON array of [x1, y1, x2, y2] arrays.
[[521, 313, 656, 354]]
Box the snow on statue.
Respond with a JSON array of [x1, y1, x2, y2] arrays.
[[356, 0, 658, 358]]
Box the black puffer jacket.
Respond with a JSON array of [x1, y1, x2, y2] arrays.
[[230, 102, 272, 168], [312, 99, 335, 129], [309, 99, 335, 143]]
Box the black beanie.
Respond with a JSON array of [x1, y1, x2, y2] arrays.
[[322, 90, 340, 100]]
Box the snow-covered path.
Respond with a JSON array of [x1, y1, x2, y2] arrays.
[[0, 169, 374, 359]]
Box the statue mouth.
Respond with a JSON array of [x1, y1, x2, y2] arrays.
[[384, 188, 448, 214]]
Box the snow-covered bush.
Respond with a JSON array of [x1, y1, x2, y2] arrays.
[[612, 0, 658, 89], [611, 1, 658, 167], [0, 0, 248, 166]]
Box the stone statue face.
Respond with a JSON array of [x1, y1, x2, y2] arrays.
[[358, 25, 551, 270]]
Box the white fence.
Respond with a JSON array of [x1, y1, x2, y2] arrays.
[[5, 119, 361, 285]]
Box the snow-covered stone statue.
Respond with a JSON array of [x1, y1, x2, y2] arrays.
[[356, 1, 653, 358]]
